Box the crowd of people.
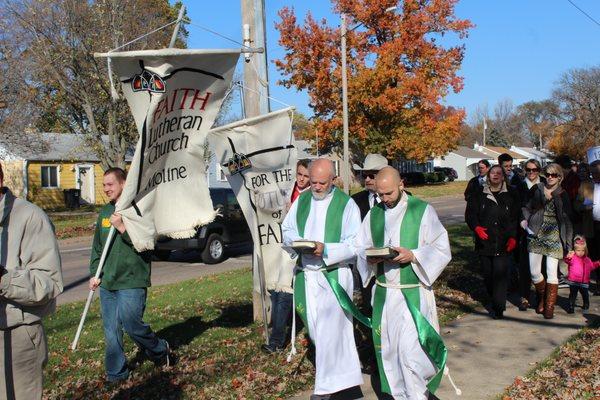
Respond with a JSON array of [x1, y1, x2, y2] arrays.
[[2, 149, 598, 400], [465, 153, 600, 319]]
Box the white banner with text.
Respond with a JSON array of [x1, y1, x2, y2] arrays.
[[110, 49, 239, 251], [209, 108, 297, 293]]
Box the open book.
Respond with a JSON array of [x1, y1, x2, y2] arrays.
[[291, 240, 318, 252], [365, 246, 399, 259]]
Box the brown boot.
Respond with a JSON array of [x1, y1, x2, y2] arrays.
[[544, 283, 558, 319], [534, 280, 546, 314]]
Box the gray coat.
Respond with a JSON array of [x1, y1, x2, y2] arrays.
[[522, 183, 574, 253], [0, 188, 63, 328]]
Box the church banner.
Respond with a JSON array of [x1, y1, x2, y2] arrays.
[[107, 49, 239, 251], [208, 108, 297, 293]]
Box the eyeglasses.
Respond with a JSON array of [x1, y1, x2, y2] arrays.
[[364, 173, 376, 179], [547, 173, 560, 178], [525, 168, 540, 173]]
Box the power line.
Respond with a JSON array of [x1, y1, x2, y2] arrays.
[[565, 0, 600, 29]]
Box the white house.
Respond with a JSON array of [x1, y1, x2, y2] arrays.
[[473, 145, 528, 166], [434, 146, 494, 181], [510, 146, 554, 166]]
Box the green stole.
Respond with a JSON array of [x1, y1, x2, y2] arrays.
[[370, 195, 447, 395], [294, 188, 372, 336]]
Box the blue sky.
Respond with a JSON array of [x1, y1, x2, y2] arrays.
[[183, 1, 600, 122]]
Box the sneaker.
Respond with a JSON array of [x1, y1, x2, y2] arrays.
[[154, 341, 176, 368], [261, 344, 284, 354]]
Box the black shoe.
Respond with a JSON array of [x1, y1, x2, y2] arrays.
[[582, 302, 590, 310], [261, 344, 284, 354], [492, 310, 504, 319], [154, 341, 176, 368], [518, 298, 529, 311], [567, 304, 575, 314]]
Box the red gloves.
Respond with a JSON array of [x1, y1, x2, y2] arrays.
[[474, 226, 488, 240], [506, 237, 517, 253]]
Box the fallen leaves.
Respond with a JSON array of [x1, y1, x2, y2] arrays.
[[503, 327, 600, 399]]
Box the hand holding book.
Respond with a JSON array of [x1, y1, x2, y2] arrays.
[[366, 246, 415, 265], [292, 240, 325, 257]]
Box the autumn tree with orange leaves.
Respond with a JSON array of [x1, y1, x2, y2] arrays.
[[275, 0, 473, 162]]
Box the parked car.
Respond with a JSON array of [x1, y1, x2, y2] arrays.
[[154, 188, 253, 264], [434, 166, 458, 182]]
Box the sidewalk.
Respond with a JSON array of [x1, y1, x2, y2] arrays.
[[289, 289, 600, 399]]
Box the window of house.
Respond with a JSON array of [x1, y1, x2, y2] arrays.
[[41, 166, 59, 188]]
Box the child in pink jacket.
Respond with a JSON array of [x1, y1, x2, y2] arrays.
[[565, 236, 600, 313]]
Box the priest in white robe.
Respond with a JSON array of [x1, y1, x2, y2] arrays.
[[282, 158, 363, 398], [355, 167, 451, 400]]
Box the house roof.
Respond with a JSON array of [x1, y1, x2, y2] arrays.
[[512, 147, 553, 159], [476, 145, 525, 160], [0, 133, 133, 162], [452, 146, 492, 159], [295, 139, 318, 160]]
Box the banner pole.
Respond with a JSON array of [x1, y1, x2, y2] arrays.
[[70, 226, 117, 351], [251, 191, 270, 344]]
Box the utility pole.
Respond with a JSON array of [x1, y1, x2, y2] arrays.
[[169, 5, 186, 48], [241, 0, 270, 118], [483, 118, 487, 146], [241, 0, 271, 325]]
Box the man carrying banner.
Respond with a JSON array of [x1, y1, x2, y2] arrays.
[[89, 168, 173, 383], [263, 159, 311, 354], [282, 158, 363, 398], [0, 162, 63, 400], [355, 166, 451, 400]]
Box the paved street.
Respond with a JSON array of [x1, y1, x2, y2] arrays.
[[58, 194, 465, 305], [58, 237, 253, 305]]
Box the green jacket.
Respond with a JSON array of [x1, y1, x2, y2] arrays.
[[89, 203, 151, 290]]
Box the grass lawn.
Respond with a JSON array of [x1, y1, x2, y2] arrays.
[[350, 181, 467, 199], [43, 224, 481, 399], [500, 321, 600, 399], [50, 213, 97, 239], [405, 180, 467, 199]]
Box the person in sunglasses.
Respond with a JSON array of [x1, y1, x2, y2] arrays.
[[514, 159, 547, 311], [352, 154, 388, 220], [521, 163, 574, 319], [524, 159, 546, 190]]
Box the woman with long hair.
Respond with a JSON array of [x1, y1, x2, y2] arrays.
[[521, 163, 574, 319]]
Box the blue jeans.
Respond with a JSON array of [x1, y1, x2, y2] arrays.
[[269, 290, 293, 348], [99, 287, 168, 381]]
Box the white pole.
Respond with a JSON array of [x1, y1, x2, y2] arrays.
[[70, 226, 117, 351], [251, 191, 270, 344], [168, 5, 186, 48], [341, 13, 350, 194]]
